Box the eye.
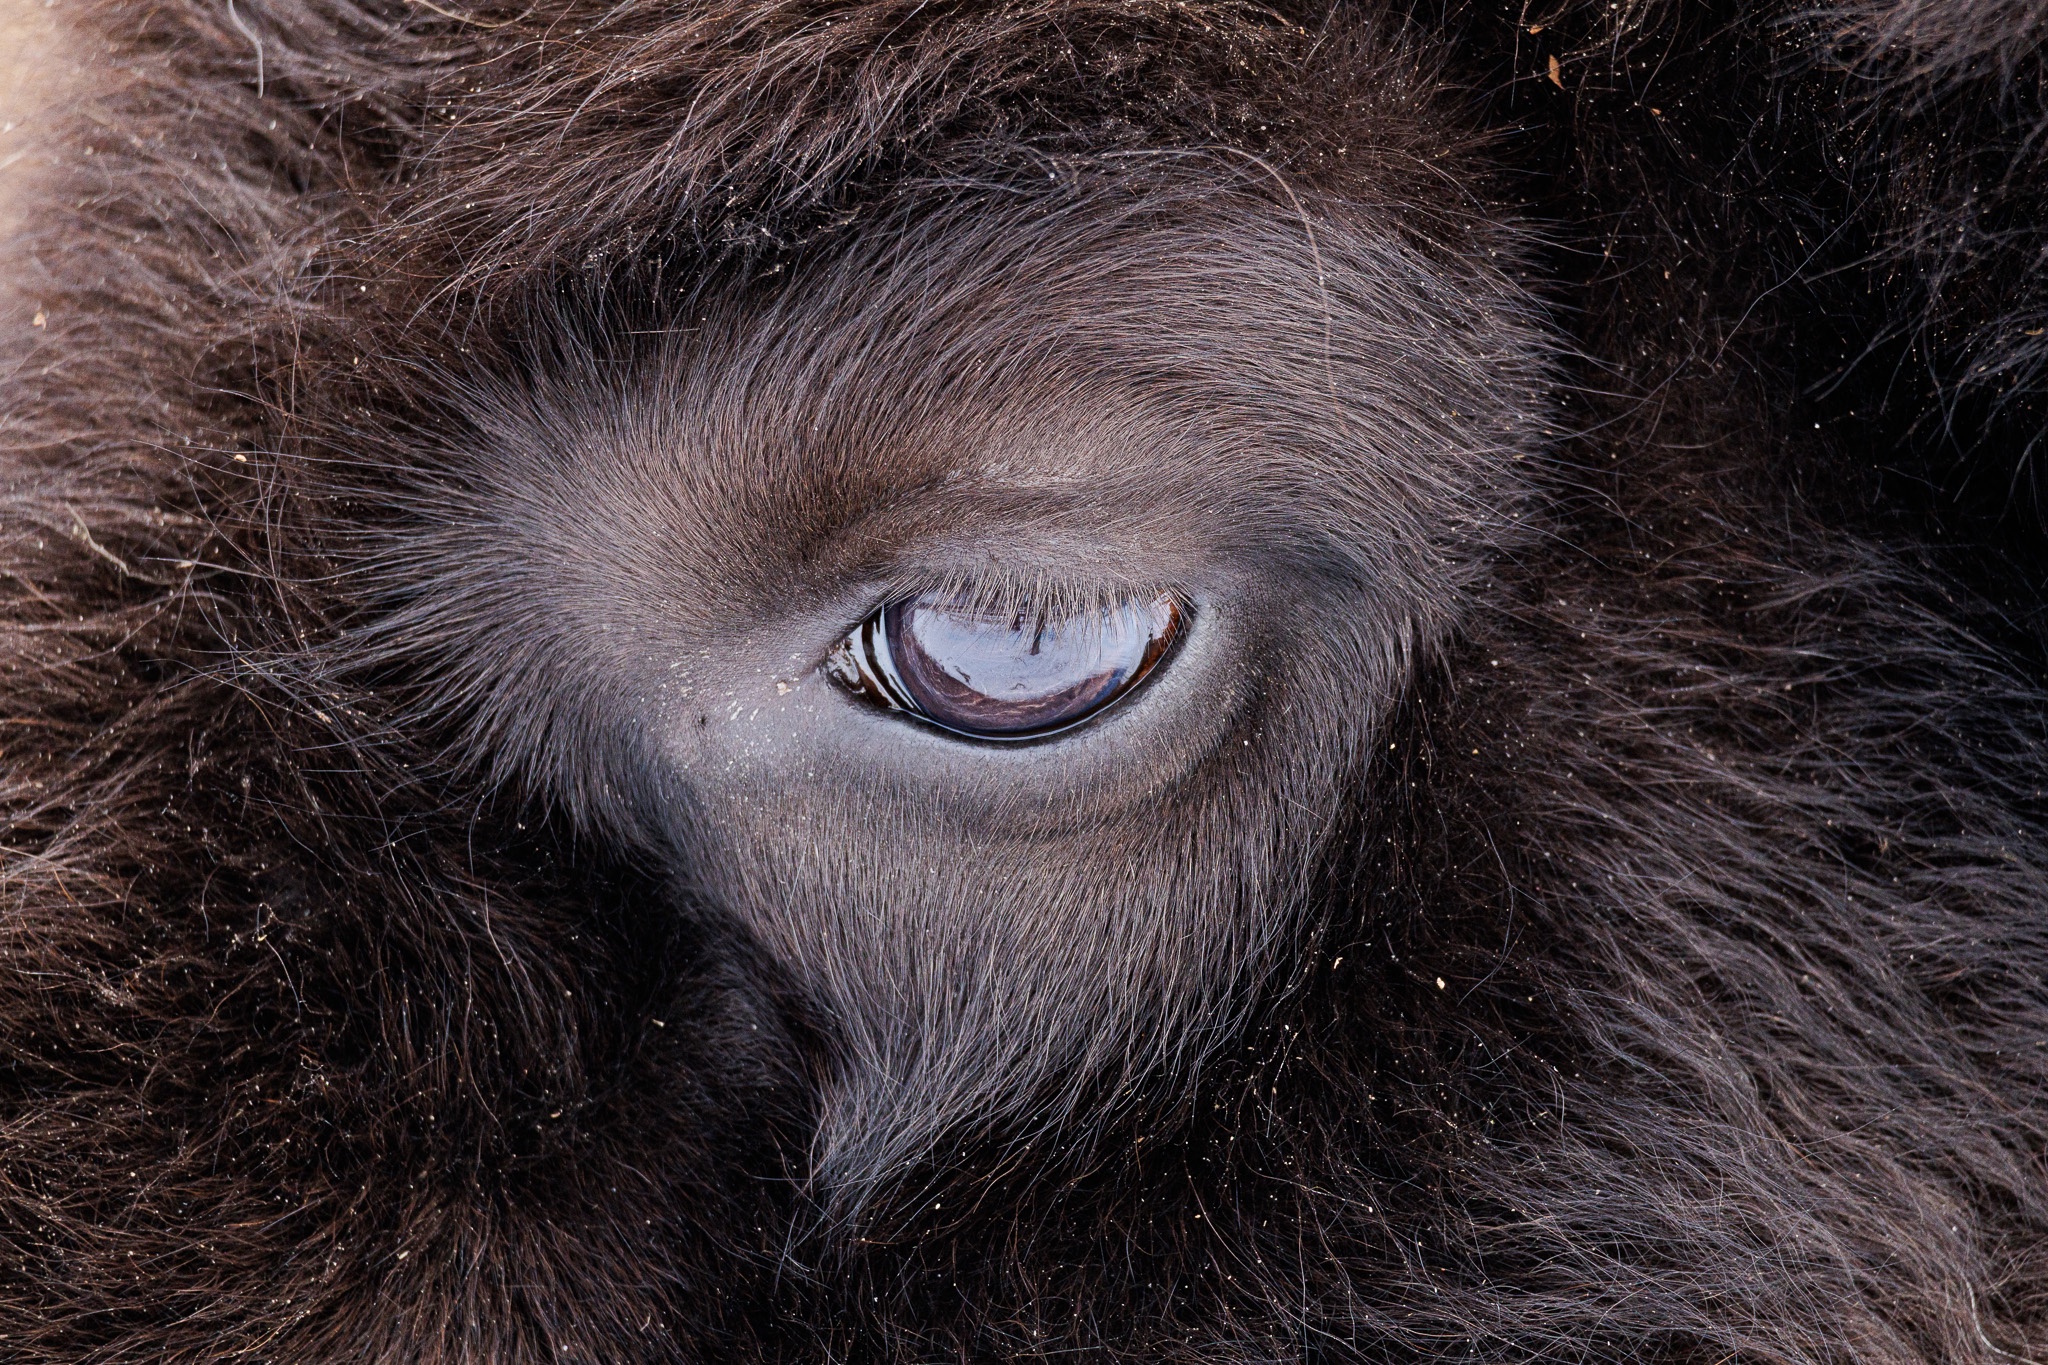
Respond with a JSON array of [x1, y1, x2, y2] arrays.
[[825, 589, 1184, 740]]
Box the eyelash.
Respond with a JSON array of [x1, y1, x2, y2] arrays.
[[825, 608, 916, 715]]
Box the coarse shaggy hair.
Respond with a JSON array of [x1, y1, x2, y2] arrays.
[[2, 0, 2047, 1361]]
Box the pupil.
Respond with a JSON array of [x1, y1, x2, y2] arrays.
[[883, 592, 1178, 738]]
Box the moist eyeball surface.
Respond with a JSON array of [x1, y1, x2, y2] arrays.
[[826, 588, 1183, 740]]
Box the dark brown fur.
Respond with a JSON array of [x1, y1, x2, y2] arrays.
[[2, 2, 2047, 1361]]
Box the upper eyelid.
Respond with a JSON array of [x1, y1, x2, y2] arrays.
[[811, 579, 1183, 678], [854, 572, 1188, 623], [810, 584, 1127, 677]]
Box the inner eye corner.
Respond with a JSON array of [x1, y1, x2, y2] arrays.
[[823, 585, 1186, 742]]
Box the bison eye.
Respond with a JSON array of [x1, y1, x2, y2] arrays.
[[825, 589, 1183, 740]]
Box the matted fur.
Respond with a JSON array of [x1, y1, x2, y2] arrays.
[[1, 1, 2046, 1362]]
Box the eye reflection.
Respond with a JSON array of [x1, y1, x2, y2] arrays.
[[825, 589, 1183, 740]]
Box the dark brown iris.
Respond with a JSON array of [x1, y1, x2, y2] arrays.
[[825, 590, 1182, 740]]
